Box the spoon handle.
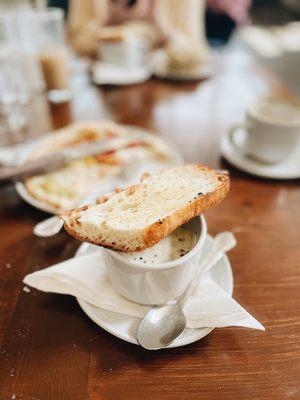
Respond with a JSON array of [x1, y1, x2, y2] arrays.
[[179, 232, 236, 306]]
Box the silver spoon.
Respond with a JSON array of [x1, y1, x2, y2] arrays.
[[137, 232, 236, 350], [33, 215, 64, 238]]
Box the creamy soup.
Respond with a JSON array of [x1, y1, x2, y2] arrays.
[[120, 225, 196, 265]]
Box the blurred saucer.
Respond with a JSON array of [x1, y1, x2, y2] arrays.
[[90, 62, 152, 85], [76, 235, 233, 348], [221, 128, 300, 179], [151, 49, 213, 81]]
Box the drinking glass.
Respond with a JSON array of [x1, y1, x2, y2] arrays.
[[0, 13, 29, 147], [32, 8, 71, 103], [0, 11, 46, 101], [0, 49, 27, 147]]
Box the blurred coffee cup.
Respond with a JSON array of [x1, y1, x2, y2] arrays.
[[228, 96, 300, 163], [98, 27, 149, 70]]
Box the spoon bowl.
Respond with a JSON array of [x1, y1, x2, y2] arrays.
[[33, 216, 64, 237], [137, 303, 187, 350]]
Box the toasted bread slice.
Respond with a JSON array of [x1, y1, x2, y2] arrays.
[[60, 164, 229, 252]]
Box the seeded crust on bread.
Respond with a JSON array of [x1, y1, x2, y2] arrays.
[[60, 164, 230, 252]]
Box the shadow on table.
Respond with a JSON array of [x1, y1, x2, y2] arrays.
[[15, 288, 249, 379], [99, 78, 200, 127]]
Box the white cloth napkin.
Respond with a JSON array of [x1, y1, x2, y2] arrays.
[[23, 237, 264, 332]]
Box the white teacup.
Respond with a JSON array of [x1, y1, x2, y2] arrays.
[[229, 98, 300, 164], [99, 38, 149, 70], [104, 215, 207, 305]]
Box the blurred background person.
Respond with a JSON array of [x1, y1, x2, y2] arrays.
[[67, 0, 208, 58]]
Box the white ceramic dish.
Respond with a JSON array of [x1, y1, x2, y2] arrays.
[[76, 234, 233, 348], [15, 126, 183, 214], [90, 62, 152, 86], [105, 216, 206, 305], [221, 128, 300, 180]]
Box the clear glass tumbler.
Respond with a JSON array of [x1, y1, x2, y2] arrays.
[[0, 48, 27, 147], [32, 8, 71, 103]]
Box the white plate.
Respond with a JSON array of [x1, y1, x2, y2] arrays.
[[90, 62, 152, 85], [76, 235, 234, 348], [221, 128, 300, 180], [152, 50, 213, 81], [15, 125, 183, 214]]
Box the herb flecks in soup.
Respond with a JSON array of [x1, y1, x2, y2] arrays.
[[121, 226, 196, 265]]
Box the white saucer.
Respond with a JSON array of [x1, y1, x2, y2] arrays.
[[90, 62, 152, 85], [75, 235, 234, 348], [221, 128, 300, 180], [151, 50, 213, 81]]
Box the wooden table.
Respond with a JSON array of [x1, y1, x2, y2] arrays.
[[0, 47, 299, 400]]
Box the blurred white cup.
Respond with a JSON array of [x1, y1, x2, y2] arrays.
[[99, 37, 150, 70], [228, 97, 300, 164]]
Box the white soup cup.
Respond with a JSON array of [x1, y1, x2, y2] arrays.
[[104, 215, 207, 305]]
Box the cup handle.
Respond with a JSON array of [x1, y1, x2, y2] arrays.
[[228, 123, 249, 155]]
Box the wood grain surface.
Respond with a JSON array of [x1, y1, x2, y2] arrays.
[[0, 46, 299, 400]]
